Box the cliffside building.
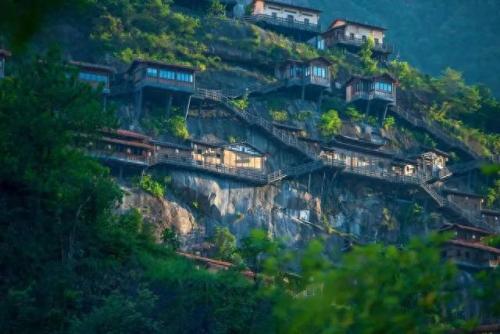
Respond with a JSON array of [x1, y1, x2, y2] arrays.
[[320, 19, 393, 61], [113, 59, 196, 120], [70, 61, 115, 108], [249, 0, 322, 41], [275, 57, 332, 100], [345, 73, 397, 122], [0, 49, 11, 79], [439, 224, 499, 270], [192, 140, 266, 171]]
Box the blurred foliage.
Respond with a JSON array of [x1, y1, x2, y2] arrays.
[[359, 36, 378, 75], [319, 109, 342, 137], [137, 174, 165, 199]]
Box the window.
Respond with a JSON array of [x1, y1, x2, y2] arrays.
[[317, 38, 325, 50], [304, 18, 309, 25], [312, 66, 326, 78], [79, 72, 108, 83], [349, 33, 354, 40], [375, 82, 393, 93], [287, 14, 294, 22], [176, 72, 194, 83], [159, 69, 175, 80], [146, 67, 158, 77], [305, 66, 311, 76]]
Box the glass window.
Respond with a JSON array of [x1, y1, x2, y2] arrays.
[[160, 70, 175, 80], [147, 68, 158, 77]]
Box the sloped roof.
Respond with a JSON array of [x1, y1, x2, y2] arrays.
[[255, 0, 322, 14], [345, 73, 397, 86], [69, 60, 116, 73], [446, 239, 500, 255], [326, 19, 386, 32], [439, 223, 492, 236], [127, 59, 197, 73]]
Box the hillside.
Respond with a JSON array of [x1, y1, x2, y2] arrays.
[[306, 0, 500, 96], [0, 0, 499, 333]]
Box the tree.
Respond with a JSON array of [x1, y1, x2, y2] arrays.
[[213, 227, 238, 261], [168, 115, 189, 139], [319, 109, 342, 137], [275, 235, 461, 334], [359, 36, 378, 75], [208, 0, 226, 17]]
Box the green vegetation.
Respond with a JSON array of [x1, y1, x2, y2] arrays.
[[345, 106, 364, 122], [359, 36, 378, 75], [168, 115, 189, 139], [319, 109, 342, 137], [138, 174, 165, 199], [213, 227, 241, 263], [485, 180, 500, 208], [230, 96, 249, 110], [208, 0, 226, 18], [269, 109, 288, 122], [383, 116, 396, 130]]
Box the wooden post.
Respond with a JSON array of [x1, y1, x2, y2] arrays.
[[365, 100, 371, 118], [184, 95, 192, 120], [317, 89, 324, 113], [381, 103, 389, 123], [134, 88, 143, 120], [166, 94, 173, 118]]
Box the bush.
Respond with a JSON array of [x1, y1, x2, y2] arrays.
[[168, 115, 189, 139], [138, 174, 165, 199], [345, 107, 363, 122], [230, 97, 249, 110], [319, 109, 342, 137], [269, 110, 288, 122], [383, 116, 396, 130]]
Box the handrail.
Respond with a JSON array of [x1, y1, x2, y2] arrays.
[[244, 14, 321, 33], [333, 35, 394, 53]]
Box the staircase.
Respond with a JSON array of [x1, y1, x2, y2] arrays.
[[195, 87, 317, 160], [267, 160, 325, 183], [390, 106, 480, 160]]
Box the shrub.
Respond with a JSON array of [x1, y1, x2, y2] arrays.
[[230, 97, 249, 110], [168, 115, 189, 139], [383, 116, 396, 130], [345, 107, 363, 122], [319, 109, 342, 137], [270, 110, 288, 122], [208, 0, 226, 17], [138, 174, 165, 199]]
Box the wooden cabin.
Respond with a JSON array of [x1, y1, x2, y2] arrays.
[[117, 60, 197, 119], [275, 57, 331, 90], [391, 158, 417, 177], [345, 73, 397, 104], [70, 61, 115, 94], [0, 49, 11, 79], [441, 239, 500, 270], [443, 188, 484, 212], [419, 148, 448, 171], [439, 224, 491, 243], [321, 19, 393, 60], [90, 129, 154, 163], [222, 142, 265, 171], [250, 0, 321, 41], [153, 140, 192, 161], [192, 140, 222, 166], [192, 140, 266, 171], [481, 209, 500, 227]]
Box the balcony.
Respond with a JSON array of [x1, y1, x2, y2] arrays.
[[333, 35, 393, 54], [351, 89, 395, 103], [245, 14, 321, 34], [132, 69, 196, 94], [304, 75, 331, 88]]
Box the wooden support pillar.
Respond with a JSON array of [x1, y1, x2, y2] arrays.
[[308, 173, 312, 193], [184, 95, 192, 120], [317, 89, 324, 113], [365, 100, 372, 118], [381, 103, 389, 123], [166, 94, 173, 118], [134, 88, 143, 120]]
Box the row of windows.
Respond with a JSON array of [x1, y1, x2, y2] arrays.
[[347, 33, 381, 44], [79, 72, 108, 83], [354, 81, 393, 93], [146, 68, 194, 83], [374, 82, 393, 92], [304, 66, 327, 78]]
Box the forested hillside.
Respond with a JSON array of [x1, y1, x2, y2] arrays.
[[0, 1, 499, 333], [306, 0, 500, 96]]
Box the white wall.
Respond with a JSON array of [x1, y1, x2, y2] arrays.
[[253, 0, 319, 25], [344, 25, 385, 43]]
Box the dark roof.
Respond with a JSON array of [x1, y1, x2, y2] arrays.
[[100, 129, 150, 141], [439, 223, 491, 236], [326, 19, 386, 32], [255, 0, 322, 14], [422, 147, 450, 157], [223, 142, 265, 155], [69, 60, 116, 74], [0, 49, 11, 57], [280, 56, 332, 67], [446, 239, 500, 255], [100, 136, 154, 150], [190, 138, 223, 148], [335, 134, 385, 149], [272, 122, 304, 131], [323, 139, 397, 159], [345, 73, 397, 86], [127, 59, 197, 73], [481, 208, 500, 216], [442, 188, 483, 199], [152, 140, 192, 151]]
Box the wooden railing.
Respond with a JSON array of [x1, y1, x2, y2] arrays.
[[334, 35, 394, 53], [244, 14, 321, 33]]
